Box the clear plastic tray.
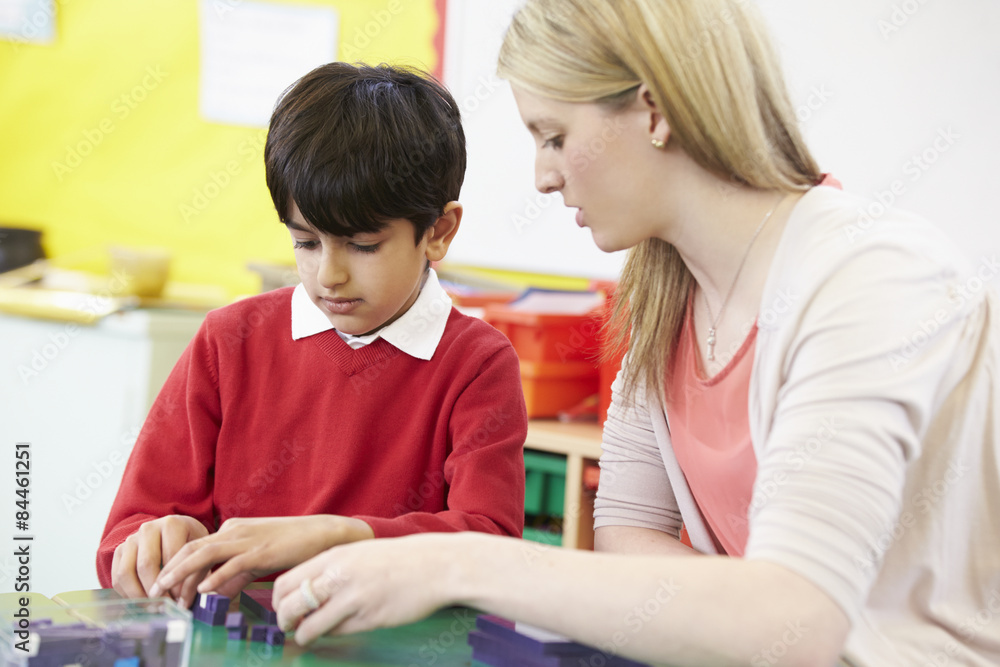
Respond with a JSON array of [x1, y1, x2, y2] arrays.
[[1, 596, 191, 667]]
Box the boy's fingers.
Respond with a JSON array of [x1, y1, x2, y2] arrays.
[[111, 540, 147, 599], [211, 571, 256, 602], [195, 553, 251, 594], [158, 537, 238, 592], [178, 568, 208, 610], [160, 518, 196, 568], [134, 526, 164, 596]]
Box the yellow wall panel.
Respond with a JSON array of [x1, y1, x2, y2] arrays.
[[0, 0, 441, 295]]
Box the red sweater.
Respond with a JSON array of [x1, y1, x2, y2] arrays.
[[96, 287, 527, 586]]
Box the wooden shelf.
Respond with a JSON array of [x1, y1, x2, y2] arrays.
[[524, 420, 603, 550]]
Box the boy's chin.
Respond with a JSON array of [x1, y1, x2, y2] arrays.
[[329, 318, 385, 337]]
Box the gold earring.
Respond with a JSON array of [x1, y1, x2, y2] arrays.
[[651, 137, 666, 149]]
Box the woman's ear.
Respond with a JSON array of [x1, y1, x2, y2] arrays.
[[637, 83, 671, 148], [425, 201, 463, 262]]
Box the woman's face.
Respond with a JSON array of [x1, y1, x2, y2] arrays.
[[511, 85, 664, 253]]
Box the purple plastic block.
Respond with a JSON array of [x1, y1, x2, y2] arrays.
[[31, 626, 105, 661], [25, 659, 65, 667], [227, 625, 248, 640], [193, 605, 228, 627], [472, 648, 523, 667], [248, 624, 284, 646], [224, 612, 244, 629], [164, 641, 184, 667], [114, 629, 143, 661], [264, 626, 285, 646], [209, 596, 229, 613], [470, 631, 565, 667], [116, 638, 139, 658], [139, 625, 167, 667], [26, 658, 68, 667], [472, 648, 549, 667], [96, 630, 123, 667], [474, 616, 588, 656], [240, 590, 278, 624], [472, 617, 650, 667], [192, 593, 231, 626]]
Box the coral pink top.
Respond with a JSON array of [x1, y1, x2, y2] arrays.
[[665, 299, 758, 556]]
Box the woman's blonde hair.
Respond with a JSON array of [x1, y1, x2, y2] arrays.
[[498, 0, 821, 402]]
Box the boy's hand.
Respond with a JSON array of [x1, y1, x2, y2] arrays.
[[149, 515, 374, 607], [111, 515, 209, 601]]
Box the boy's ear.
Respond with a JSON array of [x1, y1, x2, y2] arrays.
[[424, 201, 463, 262]]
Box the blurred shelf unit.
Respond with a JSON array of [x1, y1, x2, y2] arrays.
[[523, 420, 603, 550]]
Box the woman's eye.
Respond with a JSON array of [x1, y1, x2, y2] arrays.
[[350, 243, 380, 254], [293, 239, 318, 250], [543, 135, 564, 149]]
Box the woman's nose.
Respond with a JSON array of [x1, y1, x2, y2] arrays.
[[535, 168, 565, 194], [535, 155, 564, 194]]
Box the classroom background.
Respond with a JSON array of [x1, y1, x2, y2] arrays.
[[1, 0, 997, 596]]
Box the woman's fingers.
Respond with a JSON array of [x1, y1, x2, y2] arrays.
[[274, 555, 339, 632]]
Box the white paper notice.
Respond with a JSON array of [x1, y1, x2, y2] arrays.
[[0, 0, 55, 44], [199, 0, 338, 127]]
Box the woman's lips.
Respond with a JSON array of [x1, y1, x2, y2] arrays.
[[575, 209, 585, 227]]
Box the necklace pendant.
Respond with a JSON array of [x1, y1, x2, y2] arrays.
[[706, 327, 716, 362]]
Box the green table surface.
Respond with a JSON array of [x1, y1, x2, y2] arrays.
[[3, 589, 481, 666]]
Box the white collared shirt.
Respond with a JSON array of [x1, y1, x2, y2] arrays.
[[290, 268, 453, 361]]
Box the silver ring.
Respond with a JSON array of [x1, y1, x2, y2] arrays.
[[300, 578, 320, 611]]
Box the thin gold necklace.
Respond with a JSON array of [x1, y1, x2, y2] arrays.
[[704, 193, 785, 362]]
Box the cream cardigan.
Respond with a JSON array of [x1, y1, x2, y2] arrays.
[[594, 186, 1000, 666]]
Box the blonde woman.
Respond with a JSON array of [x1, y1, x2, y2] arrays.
[[269, 1, 1000, 664]]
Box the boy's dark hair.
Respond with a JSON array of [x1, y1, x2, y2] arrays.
[[265, 62, 466, 243]]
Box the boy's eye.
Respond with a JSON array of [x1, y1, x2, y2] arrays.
[[542, 135, 564, 149], [350, 243, 380, 254], [293, 239, 319, 250]]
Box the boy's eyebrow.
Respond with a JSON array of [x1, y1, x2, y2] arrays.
[[284, 219, 384, 240], [284, 220, 313, 233]]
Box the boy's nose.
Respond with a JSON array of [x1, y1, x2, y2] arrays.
[[317, 253, 348, 289]]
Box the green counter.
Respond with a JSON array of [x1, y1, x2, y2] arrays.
[[2, 589, 478, 666], [187, 606, 478, 666]]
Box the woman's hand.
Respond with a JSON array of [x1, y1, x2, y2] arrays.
[[111, 515, 209, 601], [273, 533, 462, 645], [149, 515, 374, 607]]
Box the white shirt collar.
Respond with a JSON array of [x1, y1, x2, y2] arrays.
[[290, 268, 453, 361]]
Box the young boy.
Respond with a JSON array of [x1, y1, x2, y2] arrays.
[[97, 63, 527, 606]]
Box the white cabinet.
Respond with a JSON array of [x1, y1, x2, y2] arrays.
[[0, 309, 204, 596]]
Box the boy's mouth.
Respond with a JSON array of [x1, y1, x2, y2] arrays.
[[322, 297, 362, 315]]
